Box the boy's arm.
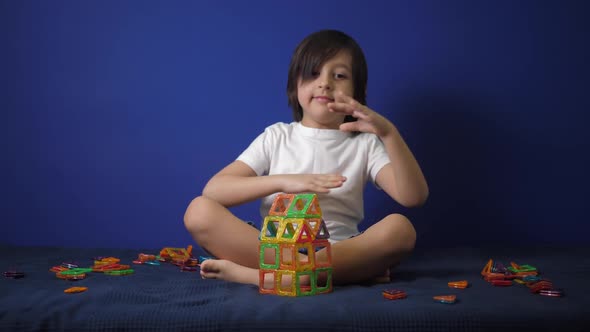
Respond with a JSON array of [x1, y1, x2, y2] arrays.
[[376, 125, 429, 208], [327, 92, 428, 208], [202, 161, 347, 207], [202, 161, 282, 207]]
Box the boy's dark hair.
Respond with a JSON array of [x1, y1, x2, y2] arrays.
[[287, 30, 368, 123]]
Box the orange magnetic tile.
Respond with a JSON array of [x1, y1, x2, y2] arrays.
[[64, 286, 88, 294], [433, 295, 456, 303], [483, 273, 506, 281], [383, 289, 407, 300], [481, 259, 493, 276], [50, 266, 69, 273], [448, 280, 469, 289], [510, 261, 521, 270]]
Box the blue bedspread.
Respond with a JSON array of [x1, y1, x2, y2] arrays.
[[1, 245, 589, 331]]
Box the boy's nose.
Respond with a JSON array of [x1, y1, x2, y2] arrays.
[[317, 77, 332, 89]]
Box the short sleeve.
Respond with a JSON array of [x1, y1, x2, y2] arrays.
[[236, 127, 272, 176], [366, 135, 391, 186]]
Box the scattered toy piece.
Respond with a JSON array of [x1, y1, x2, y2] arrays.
[[64, 286, 88, 294], [185, 258, 199, 267], [448, 280, 468, 289], [529, 280, 553, 293], [199, 256, 213, 264], [433, 295, 456, 304], [382, 289, 407, 300], [481, 259, 493, 276], [539, 289, 564, 297], [50, 266, 69, 273], [3, 271, 25, 279], [104, 269, 134, 276], [94, 257, 120, 266], [61, 263, 79, 269], [491, 279, 512, 286], [160, 246, 192, 263], [144, 261, 161, 266]]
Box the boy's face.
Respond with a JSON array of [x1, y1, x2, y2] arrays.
[[297, 51, 354, 129]]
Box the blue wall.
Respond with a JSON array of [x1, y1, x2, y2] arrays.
[[2, 1, 589, 249]]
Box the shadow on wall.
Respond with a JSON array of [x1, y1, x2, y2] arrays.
[[363, 89, 527, 248]]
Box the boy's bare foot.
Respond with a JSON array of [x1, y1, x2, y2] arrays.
[[200, 259, 259, 286]]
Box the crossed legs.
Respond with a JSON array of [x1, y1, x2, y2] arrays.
[[183, 195, 416, 286]]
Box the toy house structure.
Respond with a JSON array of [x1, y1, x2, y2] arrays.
[[258, 193, 333, 296]]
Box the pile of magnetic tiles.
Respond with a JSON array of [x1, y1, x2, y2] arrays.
[[382, 258, 563, 304], [481, 258, 564, 297], [50, 257, 134, 293], [51, 257, 134, 279], [47, 246, 202, 294]]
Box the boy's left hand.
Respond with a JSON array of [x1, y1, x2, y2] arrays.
[[327, 92, 393, 138]]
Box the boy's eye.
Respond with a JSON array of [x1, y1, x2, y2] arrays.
[[334, 73, 348, 79], [311, 71, 320, 77]]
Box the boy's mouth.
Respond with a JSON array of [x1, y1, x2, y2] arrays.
[[313, 96, 334, 102]]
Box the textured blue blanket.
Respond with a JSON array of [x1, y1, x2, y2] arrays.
[[1, 245, 588, 331]]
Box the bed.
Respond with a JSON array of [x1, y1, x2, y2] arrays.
[[1, 244, 589, 331]]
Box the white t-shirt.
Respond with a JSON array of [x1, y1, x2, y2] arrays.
[[237, 122, 391, 242]]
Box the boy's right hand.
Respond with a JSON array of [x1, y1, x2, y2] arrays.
[[279, 174, 347, 194]]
